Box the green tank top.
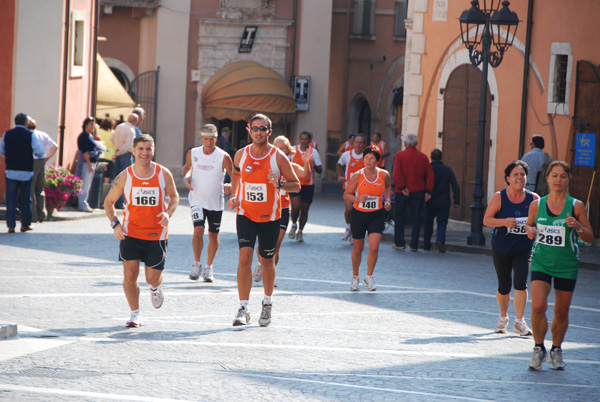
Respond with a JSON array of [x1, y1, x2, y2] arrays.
[[531, 195, 579, 279]]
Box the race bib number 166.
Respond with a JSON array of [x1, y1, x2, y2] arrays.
[[132, 187, 159, 206]]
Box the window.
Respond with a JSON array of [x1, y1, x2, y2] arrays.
[[547, 43, 572, 115], [351, 0, 376, 38], [394, 0, 408, 39], [70, 11, 86, 78]]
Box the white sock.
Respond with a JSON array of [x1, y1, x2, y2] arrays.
[[263, 295, 272, 305], [240, 300, 249, 309], [131, 309, 140, 314], [345, 223, 350, 230], [206, 264, 212, 268], [291, 223, 297, 228], [515, 317, 525, 323]]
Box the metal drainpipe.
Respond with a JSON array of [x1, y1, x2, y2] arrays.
[[518, 0, 534, 157], [58, 0, 71, 166], [90, 0, 99, 118]]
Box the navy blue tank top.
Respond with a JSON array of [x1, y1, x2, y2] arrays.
[[491, 189, 534, 255]]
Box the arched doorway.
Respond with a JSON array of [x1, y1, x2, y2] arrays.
[[347, 94, 371, 141], [442, 64, 491, 222]]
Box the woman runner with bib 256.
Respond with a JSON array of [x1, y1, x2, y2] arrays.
[[524, 161, 593, 370], [343, 145, 391, 291]]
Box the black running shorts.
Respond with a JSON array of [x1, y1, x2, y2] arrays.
[[191, 206, 223, 233], [350, 208, 385, 239], [236, 214, 280, 259], [119, 236, 167, 270]]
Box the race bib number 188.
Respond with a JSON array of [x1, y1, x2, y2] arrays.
[[536, 224, 566, 247], [132, 187, 158, 206]]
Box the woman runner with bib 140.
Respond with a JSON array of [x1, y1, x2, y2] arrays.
[[524, 161, 593, 371], [343, 145, 391, 291], [483, 160, 539, 337]]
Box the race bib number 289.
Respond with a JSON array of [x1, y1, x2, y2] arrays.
[[536, 224, 566, 247], [132, 187, 159, 206]]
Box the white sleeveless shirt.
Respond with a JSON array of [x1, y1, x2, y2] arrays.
[[188, 146, 226, 211]]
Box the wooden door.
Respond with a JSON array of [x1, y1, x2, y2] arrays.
[[442, 64, 491, 222], [570, 61, 600, 238]]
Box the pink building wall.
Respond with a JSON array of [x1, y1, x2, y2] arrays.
[[0, 0, 16, 198]]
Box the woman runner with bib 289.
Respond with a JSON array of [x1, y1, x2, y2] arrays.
[[343, 145, 391, 291], [524, 161, 593, 370]]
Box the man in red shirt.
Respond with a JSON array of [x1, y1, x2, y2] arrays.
[[392, 134, 434, 251]]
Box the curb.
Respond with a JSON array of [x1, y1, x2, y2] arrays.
[[0, 323, 17, 340]]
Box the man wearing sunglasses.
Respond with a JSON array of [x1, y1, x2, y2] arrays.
[[227, 113, 300, 327]]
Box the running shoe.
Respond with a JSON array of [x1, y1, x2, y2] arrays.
[[253, 262, 263, 282], [528, 346, 547, 370], [126, 312, 141, 328], [203, 265, 214, 283], [189, 262, 202, 281], [341, 229, 352, 241], [364, 275, 376, 291], [288, 224, 297, 239], [150, 287, 164, 309], [233, 306, 250, 326], [391, 244, 405, 250], [494, 315, 509, 333], [513, 319, 532, 336], [350, 276, 360, 291], [296, 231, 304, 242], [549, 347, 566, 370], [259, 302, 272, 327]]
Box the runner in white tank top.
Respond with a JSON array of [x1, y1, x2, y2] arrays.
[[183, 124, 233, 283]]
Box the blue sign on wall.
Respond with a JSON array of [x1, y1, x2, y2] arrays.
[[574, 132, 596, 167]]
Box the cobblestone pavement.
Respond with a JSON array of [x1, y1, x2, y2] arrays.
[[1, 193, 599, 401]]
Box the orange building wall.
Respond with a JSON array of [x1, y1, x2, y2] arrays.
[[0, 0, 16, 198], [416, 0, 600, 193], [98, 7, 141, 75]]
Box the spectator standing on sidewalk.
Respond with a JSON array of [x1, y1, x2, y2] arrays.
[[423, 149, 460, 253], [104, 134, 179, 328], [0, 113, 45, 233], [132, 107, 145, 137], [76, 117, 101, 212], [483, 160, 538, 338], [521, 135, 552, 192], [27, 118, 57, 222], [392, 134, 434, 251]]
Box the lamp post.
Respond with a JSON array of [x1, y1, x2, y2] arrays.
[[459, 0, 519, 245]]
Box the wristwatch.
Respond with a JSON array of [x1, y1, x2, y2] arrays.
[[278, 180, 284, 189], [577, 225, 584, 234], [111, 219, 120, 229]]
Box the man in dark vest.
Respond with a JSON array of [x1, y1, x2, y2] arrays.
[[0, 113, 45, 233]]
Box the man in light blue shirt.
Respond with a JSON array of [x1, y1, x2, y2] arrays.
[[521, 135, 552, 192], [0, 113, 45, 232]]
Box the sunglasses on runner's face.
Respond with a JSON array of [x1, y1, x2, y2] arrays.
[[250, 125, 270, 132]]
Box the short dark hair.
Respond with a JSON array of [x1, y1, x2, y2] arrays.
[[133, 133, 154, 147], [82, 116, 95, 131], [15, 113, 29, 126], [363, 145, 381, 161], [532, 135, 545, 149], [299, 131, 312, 141], [371, 132, 381, 140], [504, 160, 529, 185], [431, 148, 442, 161], [100, 118, 115, 130], [250, 113, 272, 130]]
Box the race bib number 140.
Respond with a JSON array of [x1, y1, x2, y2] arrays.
[[359, 196, 380, 210], [132, 187, 159, 206]]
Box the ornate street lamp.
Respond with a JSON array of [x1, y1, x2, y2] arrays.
[[459, 0, 519, 245]]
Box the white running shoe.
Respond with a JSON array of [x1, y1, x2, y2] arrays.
[[253, 262, 263, 282], [528, 346, 547, 370], [341, 229, 352, 241], [150, 287, 164, 309], [233, 306, 250, 326], [202, 265, 214, 283], [549, 347, 566, 370], [259, 302, 272, 327], [288, 224, 297, 239], [189, 262, 202, 280], [350, 276, 359, 291], [364, 275, 376, 291], [296, 231, 304, 242], [513, 319, 532, 336], [494, 315, 509, 333], [126, 312, 141, 328]]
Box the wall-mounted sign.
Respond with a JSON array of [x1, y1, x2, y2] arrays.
[[574, 132, 596, 167], [239, 26, 257, 53], [293, 76, 310, 111]]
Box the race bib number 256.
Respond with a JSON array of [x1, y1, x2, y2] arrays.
[[132, 187, 159, 206]]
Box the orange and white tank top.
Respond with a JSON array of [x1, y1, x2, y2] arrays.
[[353, 168, 386, 212], [344, 141, 354, 153], [291, 145, 314, 185], [123, 163, 168, 240], [237, 145, 281, 222], [372, 142, 386, 167], [280, 174, 290, 209], [344, 150, 364, 189]]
